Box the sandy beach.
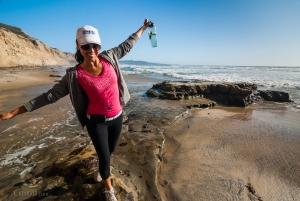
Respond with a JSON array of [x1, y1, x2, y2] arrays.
[[158, 105, 300, 200], [0, 67, 300, 200]]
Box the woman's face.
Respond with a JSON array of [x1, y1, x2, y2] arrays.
[[77, 42, 101, 61]]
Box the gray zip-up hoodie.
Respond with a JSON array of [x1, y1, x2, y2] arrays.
[[24, 33, 139, 128]]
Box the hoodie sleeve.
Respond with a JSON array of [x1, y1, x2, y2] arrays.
[[24, 74, 69, 112], [101, 33, 139, 61]]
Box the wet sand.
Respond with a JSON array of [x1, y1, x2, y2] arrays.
[[0, 66, 64, 91], [158, 105, 300, 200], [0, 67, 300, 200], [0, 66, 87, 189]]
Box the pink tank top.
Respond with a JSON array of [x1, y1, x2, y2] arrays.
[[77, 57, 122, 117]]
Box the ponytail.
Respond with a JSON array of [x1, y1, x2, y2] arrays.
[[75, 40, 84, 64], [75, 49, 84, 64]]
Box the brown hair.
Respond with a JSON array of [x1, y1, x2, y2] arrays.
[[75, 49, 84, 64], [75, 40, 84, 64]]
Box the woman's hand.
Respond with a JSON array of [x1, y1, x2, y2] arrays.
[[0, 106, 28, 121], [135, 18, 150, 38], [0, 112, 15, 121], [143, 18, 150, 28]]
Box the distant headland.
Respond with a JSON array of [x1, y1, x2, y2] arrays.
[[119, 60, 170, 66]]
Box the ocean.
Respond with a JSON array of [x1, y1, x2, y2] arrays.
[[120, 63, 300, 108]]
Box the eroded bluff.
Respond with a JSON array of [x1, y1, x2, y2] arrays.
[[0, 23, 76, 67]]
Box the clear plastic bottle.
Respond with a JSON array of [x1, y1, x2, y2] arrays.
[[148, 21, 158, 47]]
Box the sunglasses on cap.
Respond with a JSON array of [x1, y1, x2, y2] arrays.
[[80, 43, 100, 51]]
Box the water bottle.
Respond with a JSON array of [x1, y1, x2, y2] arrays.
[[148, 21, 158, 47]]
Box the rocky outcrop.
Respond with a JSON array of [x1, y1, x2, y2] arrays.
[[37, 128, 165, 201], [0, 23, 76, 67], [0, 98, 170, 201], [146, 81, 293, 107], [258, 90, 292, 102]]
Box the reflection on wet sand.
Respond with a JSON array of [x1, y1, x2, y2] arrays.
[[158, 104, 300, 201]]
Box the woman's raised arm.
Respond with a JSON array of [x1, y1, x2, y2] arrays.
[[135, 18, 150, 38]]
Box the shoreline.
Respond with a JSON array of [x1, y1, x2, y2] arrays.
[[0, 67, 299, 200], [0, 66, 63, 92]]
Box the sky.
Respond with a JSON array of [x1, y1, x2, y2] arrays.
[[0, 0, 299, 66]]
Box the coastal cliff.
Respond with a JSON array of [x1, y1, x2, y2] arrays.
[[0, 23, 76, 67]]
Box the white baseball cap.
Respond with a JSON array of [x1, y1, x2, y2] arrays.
[[76, 25, 101, 45]]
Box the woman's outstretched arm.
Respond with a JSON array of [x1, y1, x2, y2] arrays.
[[0, 105, 28, 121]]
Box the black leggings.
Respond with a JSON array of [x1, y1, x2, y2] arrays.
[[86, 113, 123, 180]]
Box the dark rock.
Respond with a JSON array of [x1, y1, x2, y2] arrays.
[[162, 91, 178, 100], [161, 83, 175, 91], [196, 84, 210, 94], [146, 81, 293, 107], [119, 142, 128, 146], [258, 90, 293, 102], [200, 104, 210, 108], [217, 84, 230, 94], [146, 89, 161, 97], [228, 84, 241, 95]]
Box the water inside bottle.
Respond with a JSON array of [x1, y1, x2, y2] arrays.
[[148, 23, 158, 47]]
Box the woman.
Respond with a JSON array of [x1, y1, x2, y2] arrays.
[[0, 18, 150, 201]]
